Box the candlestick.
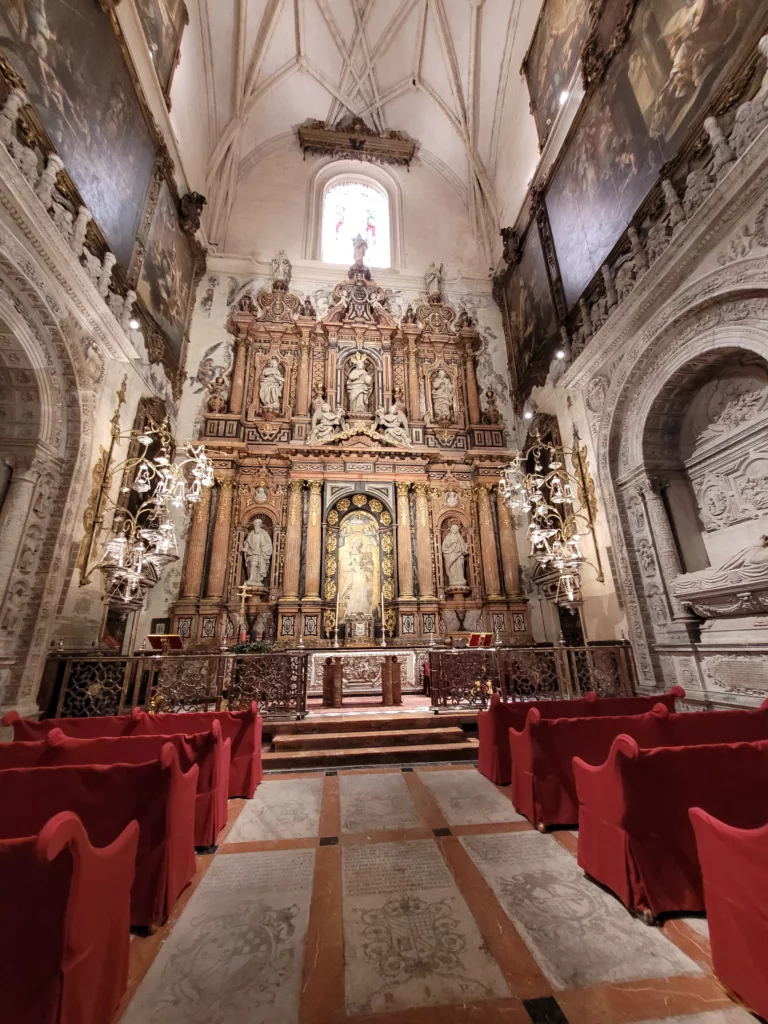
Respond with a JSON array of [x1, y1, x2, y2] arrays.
[[380, 585, 387, 648], [334, 575, 341, 648]]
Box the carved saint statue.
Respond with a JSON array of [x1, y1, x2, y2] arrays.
[[424, 261, 444, 298], [307, 401, 345, 444], [442, 524, 469, 588], [346, 352, 373, 415], [271, 250, 291, 286], [374, 400, 411, 447], [244, 519, 273, 587], [352, 233, 368, 264], [259, 356, 285, 411], [431, 369, 454, 422]]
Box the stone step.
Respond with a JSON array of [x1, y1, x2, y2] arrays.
[[263, 739, 478, 770], [267, 711, 476, 735], [272, 726, 465, 751]]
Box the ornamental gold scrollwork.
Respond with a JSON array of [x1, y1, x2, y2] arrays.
[[382, 533, 394, 553], [326, 532, 337, 551], [352, 494, 367, 507], [383, 581, 395, 599], [327, 509, 339, 525], [325, 556, 337, 576], [382, 555, 394, 575], [324, 610, 336, 634], [324, 580, 337, 600], [369, 498, 383, 512], [380, 511, 392, 526], [337, 498, 350, 511]]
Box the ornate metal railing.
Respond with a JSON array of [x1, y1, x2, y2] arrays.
[[429, 643, 636, 710], [44, 652, 308, 719]]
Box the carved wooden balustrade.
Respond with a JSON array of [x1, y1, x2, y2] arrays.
[[428, 643, 636, 710], [43, 652, 308, 719]]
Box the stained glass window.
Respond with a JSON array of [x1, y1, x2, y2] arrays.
[[321, 181, 390, 268]]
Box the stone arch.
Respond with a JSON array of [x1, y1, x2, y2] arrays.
[[0, 231, 95, 714]]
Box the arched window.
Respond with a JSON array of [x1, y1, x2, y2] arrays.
[[321, 180, 391, 268]]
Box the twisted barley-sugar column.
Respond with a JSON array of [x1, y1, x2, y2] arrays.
[[228, 335, 247, 414], [205, 479, 234, 599], [181, 482, 213, 598], [281, 480, 304, 599], [495, 486, 521, 597], [303, 480, 323, 599], [396, 482, 414, 598], [414, 483, 435, 599], [477, 484, 502, 599]]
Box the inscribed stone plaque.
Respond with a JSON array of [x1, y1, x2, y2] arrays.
[[340, 772, 423, 833], [227, 778, 323, 842], [417, 768, 524, 826]]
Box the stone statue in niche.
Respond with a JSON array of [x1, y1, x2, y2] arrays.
[[307, 402, 345, 444], [424, 261, 444, 299], [431, 369, 454, 423], [374, 399, 411, 447], [271, 250, 291, 288], [346, 353, 373, 415], [243, 519, 273, 588], [254, 485, 269, 502], [442, 524, 469, 589], [352, 233, 368, 264], [259, 357, 285, 412]]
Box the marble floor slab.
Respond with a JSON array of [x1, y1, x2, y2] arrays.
[[682, 915, 710, 939], [120, 849, 315, 1024], [342, 839, 510, 1016], [226, 778, 323, 843], [417, 767, 524, 825], [339, 771, 422, 833], [634, 1012, 754, 1024], [462, 831, 699, 990]]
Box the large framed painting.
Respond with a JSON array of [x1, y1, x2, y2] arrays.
[[137, 181, 198, 367], [503, 220, 560, 402], [546, 0, 768, 308], [0, 0, 157, 267], [523, 0, 592, 146], [135, 0, 188, 102]]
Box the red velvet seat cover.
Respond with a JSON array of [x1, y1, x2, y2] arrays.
[[477, 687, 684, 786], [690, 809, 768, 1020], [509, 704, 671, 827], [0, 744, 197, 929], [574, 736, 768, 917], [0, 723, 230, 848], [4, 701, 263, 798]]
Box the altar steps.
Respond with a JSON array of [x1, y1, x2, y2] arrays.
[[263, 710, 478, 770]]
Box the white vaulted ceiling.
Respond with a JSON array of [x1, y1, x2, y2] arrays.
[[177, 0, 544, 259]]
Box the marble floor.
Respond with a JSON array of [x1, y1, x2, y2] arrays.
[[118, 765, 758, 1024]]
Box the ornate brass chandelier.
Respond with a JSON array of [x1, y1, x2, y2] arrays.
[[499, 432, 596, 605], [81, 416, 214, 609]]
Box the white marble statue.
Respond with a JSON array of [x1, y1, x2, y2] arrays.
[[259, 356, 285, 411], [425, 261, 444, 298], [374, 401, 411, 447], [346, 353, 373, 415], [442, 524, 468, 588], [431, 369, 454, 422], [271, 249, 291, 286], [307, 401, 345, 444], [352, 233, 368, 264], [244, 519, 273, 587], [675, 535, 768, 593]]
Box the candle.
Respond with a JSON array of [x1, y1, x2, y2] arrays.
[[334, 567, 340, 646]]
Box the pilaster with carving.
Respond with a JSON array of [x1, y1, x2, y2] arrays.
[[206, 477, 234, 600]]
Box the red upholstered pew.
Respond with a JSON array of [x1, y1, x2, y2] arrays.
[[690, 809, 768, 1020], [478, 687, 684, 786], [0, 723, 230, 848], [574, 736, 768, 919], [0, 811, 138, 1024], [0, 744, 197, 929], [3, 701, 263, 798]]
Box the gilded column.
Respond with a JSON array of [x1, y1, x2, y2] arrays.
[[303, 480, 323, 599], [281, 480, 304, 599], [181, 482, 213, 598], [396, 482, 414, 598], [296, 337, 311, 417], [495, 486, 521, 596], [463, 341, 482, 425], [407, 336, 421, 420], [228, 335, 247, 414], [477, 484, 502, 599], [413, 483, 434, 598], [205, 478, 234, 599]]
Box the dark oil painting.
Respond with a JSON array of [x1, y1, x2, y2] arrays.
[[546, 0, 768, 308], [135, 0, 187, 96], [504, 223, 559, 391], [137, 181, 194, 365], [0, 0, 156, 268], [525, 0, 592, 144]]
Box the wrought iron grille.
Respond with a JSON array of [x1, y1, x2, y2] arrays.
[[228, 654, 307, 717], [56, 658, 131, 718]]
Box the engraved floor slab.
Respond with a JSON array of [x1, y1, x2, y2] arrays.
[[340, 772, 422, 833], [417, 767, 524, 825], [342, 840, 510, 1016], [120, 849, 315, 1024], [462, 832, 699, 990], [226, 778, 323, 842]]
